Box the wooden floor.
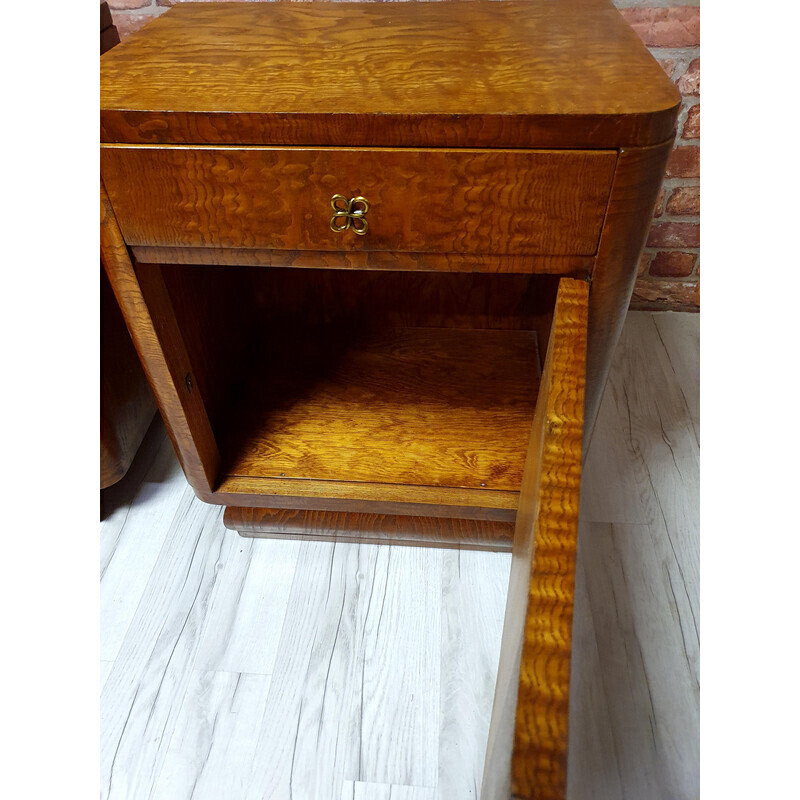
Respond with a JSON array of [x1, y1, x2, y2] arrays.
[[100, 311, 699, 800]]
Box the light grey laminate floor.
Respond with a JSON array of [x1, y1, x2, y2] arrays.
[[100, 311, 699, 800]]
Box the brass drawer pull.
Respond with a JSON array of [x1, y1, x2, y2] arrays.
[[330, 194, 369, 235]]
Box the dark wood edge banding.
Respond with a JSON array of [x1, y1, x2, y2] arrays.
[[209, 476, 520, 522], [224, 507, 514, 552], [132, 246, 594, 277], [100, 110, 680, 150]]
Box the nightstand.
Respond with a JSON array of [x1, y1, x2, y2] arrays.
[[100, 3, 679, 797]]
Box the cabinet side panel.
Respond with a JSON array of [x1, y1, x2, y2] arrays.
[[584, 139, 674, 443], [100, 183, 219, 495]]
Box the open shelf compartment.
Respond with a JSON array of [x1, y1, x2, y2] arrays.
[[222, 324, 540, 490], [148, 263, 559, 517]]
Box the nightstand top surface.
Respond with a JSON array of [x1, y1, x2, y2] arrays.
[[100, 0, 680, 148]]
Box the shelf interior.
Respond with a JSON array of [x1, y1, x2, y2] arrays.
[[156, 264, 558, 507], [220, 323, 541, 493]]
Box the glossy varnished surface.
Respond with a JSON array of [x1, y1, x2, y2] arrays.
[[100, 1, 680, 148], [101, 146, 616, 256], [584, 140, 674, 441], [483, 278, 588, 800], [131, 246, 594, 277], [101, 189, 220, 496], [222, 325, 541, 494], [100, 0, 150, 488]]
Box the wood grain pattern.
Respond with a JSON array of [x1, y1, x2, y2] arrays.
[[570, 312, 698, 800], [131, 246, 594, 278], [195, 539, 300, 677], [157, 261, 256, 434], [101, 493, 226, 800], [102, 146, 616, 256], [438, 549, 510, 798], [100, 0, 680, 149], [243, 542, 443, 798], [482, 278, 588, 800], [99, 0, 153, 488], [225, 507, 514, 552], [221, 326, 540, 492], [244, 267, 556, 333], [341, 782, 435, 800], [100, 426, 189, 661], [652, 312, 699, 438], [151, 670, 273, 800], [214, 475, 518, 521], [100, 184, 218, 497], [583, 140, 674, 444]]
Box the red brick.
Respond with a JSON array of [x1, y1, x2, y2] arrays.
[[665, 145, 699, 178], [683, 103, 700, 138], [676, 58, 700, 96], [650, 251, 696, 278], [157, 0, 253, 5], [638, 251, 654, 277], [646, 222, 700, 248], [652, 186, 666, 218], [631, 279, 700, 309], [620, 8, 700, 47], [666, 186, 700, 216], [109, 0, 152, 10], [115, 10, 163, 38]]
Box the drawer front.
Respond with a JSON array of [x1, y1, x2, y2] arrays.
[[101, 146, 616, 256]]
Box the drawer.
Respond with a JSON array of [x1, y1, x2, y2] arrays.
[[101, 146, 617, 256]]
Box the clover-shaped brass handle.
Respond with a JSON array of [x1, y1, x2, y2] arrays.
[[330, 194, 369, 236]]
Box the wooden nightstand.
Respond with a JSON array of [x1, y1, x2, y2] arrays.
[[100, 3, 679, 797]]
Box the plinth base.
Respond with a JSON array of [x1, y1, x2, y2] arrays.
[[223, 506, 514, 552]]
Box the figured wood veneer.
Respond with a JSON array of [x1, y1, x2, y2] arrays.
[[100, 0, 680, 149], [584, 140, 674, 441], [100, 4, 153, 489], [222, 326, 541, 495], [130, 246, 594, 277], [101, 190, 219, 496], [482, 278, 588, 800], [101, 146, 617, 256]]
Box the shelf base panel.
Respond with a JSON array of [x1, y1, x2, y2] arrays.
[[223, 506, 514, 552]]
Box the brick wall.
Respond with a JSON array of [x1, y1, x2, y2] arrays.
[[108, 0, 700, 311], [616, 0, 700, 311]]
